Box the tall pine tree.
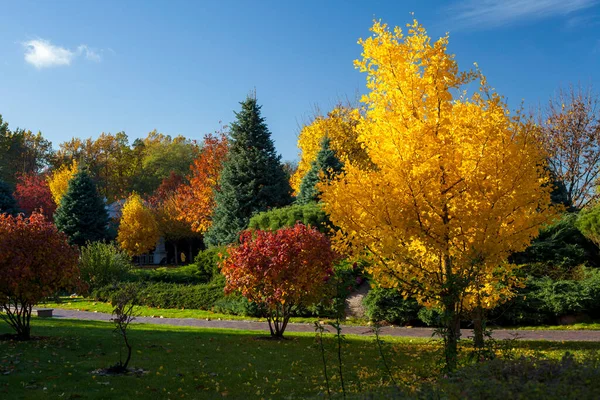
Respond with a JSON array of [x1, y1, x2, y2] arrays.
[[205, 96, 292, 246], [296, 136, 343, 205], [54, 170, 109, 246]]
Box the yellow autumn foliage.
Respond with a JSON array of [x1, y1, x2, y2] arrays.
[[291, 107, 371, 193], [47, 161, 78, 206], [117, 193, 160, 256], [320, 20, 561, 314]]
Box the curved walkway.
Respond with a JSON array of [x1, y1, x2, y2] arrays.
[[44, 308, 600, 341]]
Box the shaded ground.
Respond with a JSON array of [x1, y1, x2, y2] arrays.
[[44, 308, 600, 341]]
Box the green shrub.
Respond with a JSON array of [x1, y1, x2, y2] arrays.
[[490, 268, 600, 325], [363, 286, 420, 325], [91, 281, 226, 310], [79, 242, 132, 291], [248, 203, 332, 233], [211, 295, 263, 317], [193, 247, 225, 282], [417, 307, 443, 327], [511, 213, 599, 279], [489, 287, 549, 326], [131, 264, 206, 285], [127, 247, 226, 285], [580, 267, 600, 318], [535, 278, 590, 316]]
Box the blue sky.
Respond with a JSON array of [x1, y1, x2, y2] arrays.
[[1, 0, 599, 162]]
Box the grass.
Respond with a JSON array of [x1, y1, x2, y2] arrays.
[[41, 297, 370, 325], [2, 317, 600, 399]]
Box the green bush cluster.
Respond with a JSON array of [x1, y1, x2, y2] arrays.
[[248, 202, 332, 233], [362, 286, 442, 326], [192, 246, 225, 282], [79, 242, 132, 292], [492, 267, 600, 325], [511, 213, 599, 279], [91, 247, 229, 312], [131, 265, 208, 285], [211, 295, 263, 317], [364, 268, 600, 327], [363, 286, 420, 325], [129, 247, 225, 285]]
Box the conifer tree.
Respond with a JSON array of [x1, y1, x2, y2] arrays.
[[205, 96, 292, 246], [0, 180, 19, 215], [54, 170, 109, 246], [296, 136, 343, 205]]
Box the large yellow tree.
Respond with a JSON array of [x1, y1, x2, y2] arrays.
[[117, 193, 160, 257], [47, 161, 78, 206], [291, 107, 371, 193], [320, 20, 559, 370]]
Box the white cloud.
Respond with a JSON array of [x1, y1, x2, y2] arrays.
[[449, 0, 598, 29], [22, 39, 102, 69], [23, 39, 74, 68], [77, 45, 101, 62]]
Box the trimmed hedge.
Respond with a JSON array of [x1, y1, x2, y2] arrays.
[[130, 265, 207, 285], [129, 247, 226, 285], [248, 202, 332, 233], [92, 281, 225, 311]]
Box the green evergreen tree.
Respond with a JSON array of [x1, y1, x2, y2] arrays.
[[54, 170, 109, 246], [296, 136, 344, 205], [0, 180, 18, 215], [205, 96, 292, 246]]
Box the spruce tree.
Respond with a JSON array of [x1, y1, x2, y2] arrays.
[[296, 136, 343, 205], [0, 180, 18, 215], [205, 96, 292, 246], [54, 170, 109, 246]]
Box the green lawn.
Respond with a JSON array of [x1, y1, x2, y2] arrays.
[[2, 317, 600, 399]]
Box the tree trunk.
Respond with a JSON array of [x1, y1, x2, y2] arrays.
[[173, 243, 178, 266], [442, 252, 460, 372], [442, 301, 460, 372], [4, 302, 33, 341], [123, 333, 132, 370], [473, 306, 484, 348], [267, 306, 289, 337]]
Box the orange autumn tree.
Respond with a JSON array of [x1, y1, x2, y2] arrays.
[[221, 224, 338, 337], [320, 20, 559, 370], [117, 193, 160, 257], [174, 133, 228, 233], [149, 173, 197, 265], [47, 160, 78, 206]]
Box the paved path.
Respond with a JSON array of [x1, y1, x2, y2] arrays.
[[44, 308, 600, 341]]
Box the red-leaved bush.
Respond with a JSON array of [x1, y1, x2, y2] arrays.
[[13, 173, 56, 219], [220, 223, 338, 337], [0, 213, 80, 339]]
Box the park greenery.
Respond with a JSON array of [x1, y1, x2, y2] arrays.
[[2, 17, 600, 398]]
